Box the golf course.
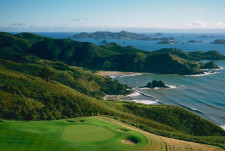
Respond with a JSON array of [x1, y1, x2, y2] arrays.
[[0, 116, 223, 151]]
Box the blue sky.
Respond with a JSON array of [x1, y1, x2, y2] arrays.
[[1, 0, 225, 32]]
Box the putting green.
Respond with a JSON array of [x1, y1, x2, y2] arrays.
[[62, 124, 116, 142], [0, 117, 150, 151]]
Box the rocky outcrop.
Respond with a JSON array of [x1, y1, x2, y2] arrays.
[[147, 80, 168, 88], [200, 61, 220, 69]]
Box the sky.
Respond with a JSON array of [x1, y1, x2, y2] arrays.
[[1, 0, 225, 33]]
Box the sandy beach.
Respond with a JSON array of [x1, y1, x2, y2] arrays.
[[96, 71, 136, 76]]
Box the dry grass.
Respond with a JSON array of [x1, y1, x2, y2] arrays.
[[160, 136, 225, 151]]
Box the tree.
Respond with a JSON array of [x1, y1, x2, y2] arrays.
[[38, 67, 55, 82]]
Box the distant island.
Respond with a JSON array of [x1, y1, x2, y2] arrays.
[[188, 40, 202, 43], [99, 40, 108, 44], [154, 33, 163, 36], [157, 40, 177, 44], [211, 39, 225, 44], [71, 31, 153, 40], [71, 31, 174, 41]]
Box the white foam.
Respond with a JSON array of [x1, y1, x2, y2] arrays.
[[221, 125, 225, 130], [120, 73, 143, 78], [133, 100, 158, 105], [186, 71, 219, 77], [127, 92, 141, 97], [139, 87, 150, 90], [154, 87, 160, 89], [201, 66, 223, 71], [190, 107, 198, 111], [109, 75, 119, 78], [165, 84, 178, 89]]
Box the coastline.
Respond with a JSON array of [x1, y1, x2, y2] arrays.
[[96, 71, 137, 76]]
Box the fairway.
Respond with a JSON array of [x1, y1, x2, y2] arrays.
[[62, 124, 116, 142], [0, 117, 149, 151]]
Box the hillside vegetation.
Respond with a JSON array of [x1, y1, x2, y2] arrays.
[[0, 32, 225, 148], [1, 32, 224, 75]]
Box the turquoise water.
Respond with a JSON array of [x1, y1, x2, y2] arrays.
[[108, 61, 225, 127], [72, 33, 225, 127], [13, 32, 225, 128]]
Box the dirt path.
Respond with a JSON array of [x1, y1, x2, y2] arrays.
[[97, 116, 225, 151]]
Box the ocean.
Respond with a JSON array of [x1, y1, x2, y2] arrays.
[[13, 32, 225, 128]]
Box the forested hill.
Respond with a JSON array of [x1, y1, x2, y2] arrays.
[[71, 31, 154, 40], [1, 32, 225, 75]]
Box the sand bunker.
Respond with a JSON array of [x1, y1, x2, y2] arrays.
[[122, 138, 138, 145], [117, 129, 128, 132]]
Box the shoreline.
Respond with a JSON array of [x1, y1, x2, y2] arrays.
[[96, 71, 138, 76]]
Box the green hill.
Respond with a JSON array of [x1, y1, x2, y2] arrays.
[[1, 32, 224, 75], [0, 58, 225, 148]]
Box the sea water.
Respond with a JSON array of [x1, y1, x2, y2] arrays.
[[70, 33, 225, 128], [13, 32, 225, 128]]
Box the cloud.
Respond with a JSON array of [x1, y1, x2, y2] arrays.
[[72, 18, 81, 22], [72, 18, 88, 22], [10, 22, 26, 27], [193, 21, 207, 26], [189, 21, 225, 29], [215, 21, 224, 26], [188, 8, 204, 12]]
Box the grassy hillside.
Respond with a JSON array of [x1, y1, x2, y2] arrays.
[[122, 102, 225, 136], [0, 58, 130, 99], [152, 48, 225, 61], [0, 60, 225, 148]]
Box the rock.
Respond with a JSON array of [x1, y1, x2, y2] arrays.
[[147, 80, 168, 88], [200, 61, 219, 69]]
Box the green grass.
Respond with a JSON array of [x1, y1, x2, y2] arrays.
[[0, 117, 148, 151], [62, 124, 117, 142]]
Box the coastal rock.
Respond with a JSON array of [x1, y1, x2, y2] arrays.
[[200, 61, 219, 69], [147, 80, 168, 88]]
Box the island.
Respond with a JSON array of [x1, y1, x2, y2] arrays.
[[154, 33, 163, 36], [70, 31, 175, 41], [188, 40, 202, 43], [71, 31, 154, 40], [146, 80, 168, 88], [99, 40, 108, 44], [157, 40, 177, 44], [198, 35, 208, 38], [211, 39, 225, 44]]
